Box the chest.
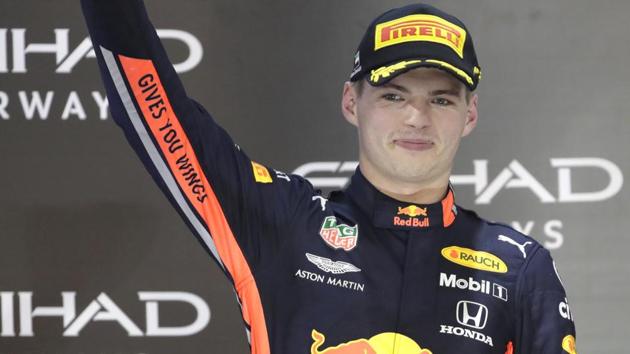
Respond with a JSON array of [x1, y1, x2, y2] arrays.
[[276, 214, 517, 353]]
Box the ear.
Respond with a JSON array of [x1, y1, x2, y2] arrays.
[[461, 93, 478, 137], [341, 81, 359, 127]]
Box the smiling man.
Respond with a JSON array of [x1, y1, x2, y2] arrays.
[[342, 68, 477, 203], [82, 1, 576, 353]]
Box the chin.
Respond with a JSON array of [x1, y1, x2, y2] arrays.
[[387, 164, 435, 182]]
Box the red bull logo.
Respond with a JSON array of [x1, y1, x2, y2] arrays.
[[393, 216, 430, 228], [397, 205, 428, 217], [393, 205, 430, 228], [311, 329, 432, 354]]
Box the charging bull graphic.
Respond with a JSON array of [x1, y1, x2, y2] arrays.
[[311, 329, 432, 354], [397, 205, 428, 218]]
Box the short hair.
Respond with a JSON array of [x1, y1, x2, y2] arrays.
[[352, 78, 366, 97]]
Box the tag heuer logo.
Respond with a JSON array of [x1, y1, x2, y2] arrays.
[[319, 216, 359, 251]]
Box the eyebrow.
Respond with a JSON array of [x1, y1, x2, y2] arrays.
[[381, 83, 410, 93], [381, 83, 463, 97], [430, 87, 462, 97]]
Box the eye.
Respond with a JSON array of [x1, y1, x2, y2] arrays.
[[382, 93, 404, 102], [432, 97, 453, 106]]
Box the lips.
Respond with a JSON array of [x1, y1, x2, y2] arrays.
[[393, 138, 434, 151]]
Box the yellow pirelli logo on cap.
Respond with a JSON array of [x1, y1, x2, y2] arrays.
[[441, 246, 508, 273], [251, 161, 273, 183], [375, 14, 467, 58]]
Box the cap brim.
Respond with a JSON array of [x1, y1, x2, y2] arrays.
[[367, 58, 477, 90]]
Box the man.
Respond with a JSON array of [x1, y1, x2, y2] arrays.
[[81, 1, 576, 353]]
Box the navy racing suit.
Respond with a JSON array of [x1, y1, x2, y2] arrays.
[[81, 1, 577, 353]]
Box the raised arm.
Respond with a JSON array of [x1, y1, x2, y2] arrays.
[[81, 1, 315, 352]]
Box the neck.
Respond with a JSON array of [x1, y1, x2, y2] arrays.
[[380, 183, 449, 205], [359, 163, 451, 205]]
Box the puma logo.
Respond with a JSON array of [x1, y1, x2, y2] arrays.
[[312, 196, 328, 211], [497, 235, 532, 259]]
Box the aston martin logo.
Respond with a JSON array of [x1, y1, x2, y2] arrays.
[[305, 253, 361, 274]]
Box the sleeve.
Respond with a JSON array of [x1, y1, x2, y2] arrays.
[[513, 246, 577, 354], [80, 1, 315, 351]]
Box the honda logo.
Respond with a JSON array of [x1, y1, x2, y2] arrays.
[[456, 301, 488, 329]]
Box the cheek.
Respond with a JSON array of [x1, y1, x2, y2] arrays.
[[435, 115, 467, 143], [359, 118, 386, 147], [358, 109, 394, 137]]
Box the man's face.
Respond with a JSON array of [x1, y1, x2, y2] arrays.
[[341, 67, 478, 190]]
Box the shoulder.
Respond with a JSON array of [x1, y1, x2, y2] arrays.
[[456, 205, 542, 246], [455, 206, 569, 296], [455, 205, 546, 273]]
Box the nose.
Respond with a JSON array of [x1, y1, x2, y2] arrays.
[[403, 99, 431, 128]]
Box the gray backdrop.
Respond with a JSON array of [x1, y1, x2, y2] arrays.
[[1, 0, 628, 353]]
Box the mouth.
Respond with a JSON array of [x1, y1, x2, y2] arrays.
[[393, 138, 434, 151]]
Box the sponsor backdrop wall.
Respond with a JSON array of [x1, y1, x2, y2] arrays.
[[0, 0, 627, 353]]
